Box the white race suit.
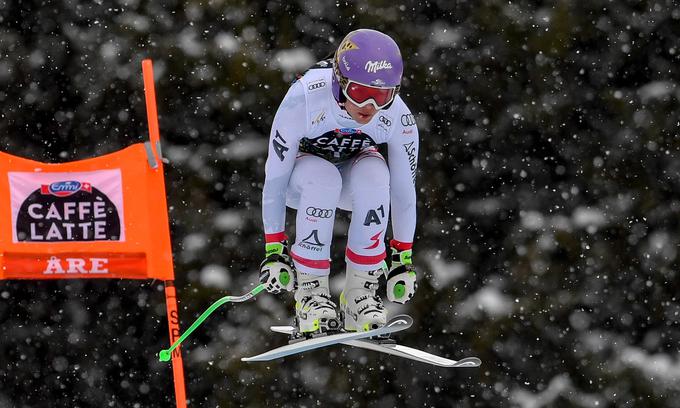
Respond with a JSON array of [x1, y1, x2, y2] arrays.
[[262, 62, 419, 275]]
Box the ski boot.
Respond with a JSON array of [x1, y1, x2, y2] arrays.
[[294, 272, 340, 335], [340, 265, 387, 332]]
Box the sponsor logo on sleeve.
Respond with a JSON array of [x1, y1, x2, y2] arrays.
[[308, 80, 326, 91], [401, 114, 416, 127], [272, 130, 289, 161], [403, 142, 417, 185]]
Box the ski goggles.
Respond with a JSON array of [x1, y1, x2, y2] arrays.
[[341, 81, 397, 110]]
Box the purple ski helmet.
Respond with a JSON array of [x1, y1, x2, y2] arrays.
[[331, 29, 403, 104]]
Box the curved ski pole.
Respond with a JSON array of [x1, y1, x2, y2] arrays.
[[158, 284, 266, 362]]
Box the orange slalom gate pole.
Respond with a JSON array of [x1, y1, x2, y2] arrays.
[[142, 59, 188, 408], [142, 59, 162, 152], [164, 281, 187, 407]]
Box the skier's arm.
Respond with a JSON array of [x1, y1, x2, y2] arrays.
[[387, 112, 419, 246], [259, 81, 306, 294], [385, 110, 419, 304], [262, 81, 306, 240]]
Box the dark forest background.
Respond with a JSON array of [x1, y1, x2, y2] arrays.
[[1, 0, 680, 407]]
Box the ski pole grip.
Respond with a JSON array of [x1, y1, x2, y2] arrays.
[[158, 284, 265, 362]]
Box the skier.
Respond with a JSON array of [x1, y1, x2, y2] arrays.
[[259, 29, 419, 334]]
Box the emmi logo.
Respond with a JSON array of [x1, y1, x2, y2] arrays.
[[43, 256, 109, 275], [41, 180, 91, 197]]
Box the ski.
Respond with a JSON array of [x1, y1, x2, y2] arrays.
[[270, 323, 481, 368], [242, 315, 412, 362], [343, 339, 481, 367]]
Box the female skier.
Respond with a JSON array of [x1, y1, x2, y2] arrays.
[[259, 29, 419, 334]]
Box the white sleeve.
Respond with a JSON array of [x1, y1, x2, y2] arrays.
[[262, 81, 306, 236], [387, 108, 419, 244]]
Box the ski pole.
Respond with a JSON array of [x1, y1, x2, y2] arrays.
[[158, 283, 266, 362]]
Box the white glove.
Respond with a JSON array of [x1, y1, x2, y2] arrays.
[[385, 246, 417, 304], [259, 241, 296, 294]]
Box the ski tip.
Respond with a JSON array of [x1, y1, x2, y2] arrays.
[[388, 314, 413, 328], [454, 357, 482, 367], [270, 325, 294, 335]]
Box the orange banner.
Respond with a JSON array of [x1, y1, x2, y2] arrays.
[[0, 143, 174, 281], [0, 60, 187, 408]]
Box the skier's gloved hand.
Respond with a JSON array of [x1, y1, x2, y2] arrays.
[[385, 241, 417, 304], [259, 240, 296, 294]]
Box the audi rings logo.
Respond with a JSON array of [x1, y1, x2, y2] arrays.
[[379, 115, 392, 127], [306, 207, 333, 218], [308, 80, 326, 91], [401, 114, 416, 127]]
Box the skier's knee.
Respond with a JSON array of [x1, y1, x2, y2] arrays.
[[305, 163, 342, 193], [351, 158, 389, 191]]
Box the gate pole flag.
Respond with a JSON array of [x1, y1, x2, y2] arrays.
[[0, 60, 187, 408], [142, 59, 188, 408]]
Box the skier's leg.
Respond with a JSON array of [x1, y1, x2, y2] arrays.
[[341, 149, 391, 331], [344, 150, 390, 270], [289, 155, 341, 274], [287, 155, 341, 333]]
